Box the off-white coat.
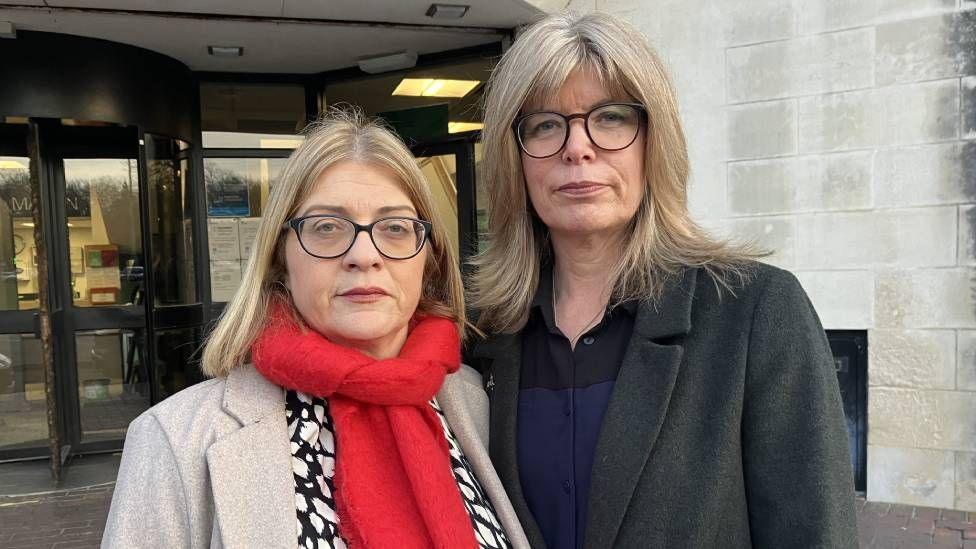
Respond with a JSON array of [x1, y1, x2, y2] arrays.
[[101, 364, 529, 549]]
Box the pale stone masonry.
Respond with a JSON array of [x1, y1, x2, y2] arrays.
[[559, 0, 976, 511]]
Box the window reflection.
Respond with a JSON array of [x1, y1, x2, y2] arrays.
[[0, 333, 46, 451], [417, 153, 459, 253], [474, 142, 487, 254], [204, 157, 285, 302], [147, 136, 197, 306], [63, 159, 143, 307], [154, 327, 203, 400], [0, 155, 38, 311], [75, 329, 149, 443]]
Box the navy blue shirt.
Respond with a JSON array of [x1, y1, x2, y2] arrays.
[[517, 270, 636, 549]]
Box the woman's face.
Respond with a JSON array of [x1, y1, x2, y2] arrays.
[[283, 161, 427, 359], [520, 68, 646, 241]]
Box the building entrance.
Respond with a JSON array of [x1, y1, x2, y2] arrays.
[[0, 120, 202, 462]]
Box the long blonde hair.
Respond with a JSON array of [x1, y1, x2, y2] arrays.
[[469, 11, 759, 334], [202, 109, 466, 377]]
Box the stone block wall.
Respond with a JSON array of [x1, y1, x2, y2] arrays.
[[562, 0, 976, 510]]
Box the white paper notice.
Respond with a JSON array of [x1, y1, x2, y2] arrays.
[[208, 218, 241, 261], [238, 217, 261, 263], [88, 267, 121, 289], [209, 260, 242, 302]]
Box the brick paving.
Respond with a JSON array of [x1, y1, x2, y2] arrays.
[[1, 488, 974, 548], [856, 498, 976, 548], [0, 485, 111, 549]]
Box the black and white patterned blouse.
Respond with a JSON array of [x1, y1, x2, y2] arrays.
[[285, 390, 511, 549]]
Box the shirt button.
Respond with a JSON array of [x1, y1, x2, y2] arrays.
[[582, 336, 595, 345], [562, 480, 571, 494], [564, 406, 571, 416]]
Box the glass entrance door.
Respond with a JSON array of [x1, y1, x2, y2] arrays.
[[0, 122, 48, 459], [0, 121, 154, 461], [48, 122, 151, 452], [412, 137, 479, 270]]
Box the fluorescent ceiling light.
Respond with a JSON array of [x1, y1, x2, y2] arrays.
[[392, 78, 480, 98], [358, 50, 418, 74], [426, 4, 469, 19], [448, 122, 483, 133], [208, 45, 243, 57]]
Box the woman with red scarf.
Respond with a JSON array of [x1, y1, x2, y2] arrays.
[[102, 110, 529, 549]]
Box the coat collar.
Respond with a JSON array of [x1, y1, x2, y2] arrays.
[[219, 362, 285, 425], [206, 365, 297, 549], [473, 267, 699, 549]]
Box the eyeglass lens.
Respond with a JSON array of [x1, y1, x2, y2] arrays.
[[297, 216, 427, 259], [517, 104, 642, 158]]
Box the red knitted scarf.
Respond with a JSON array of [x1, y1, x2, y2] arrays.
[[251, 303, 477, 549]]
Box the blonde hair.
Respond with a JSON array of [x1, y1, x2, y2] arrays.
[[469, 11, 759, 333], [202, 108, 466, 377]]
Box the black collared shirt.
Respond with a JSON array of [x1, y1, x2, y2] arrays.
[[518, 268, 636, 549]]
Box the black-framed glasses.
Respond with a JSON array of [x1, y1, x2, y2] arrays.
[[512, 102, 647, 159], [282, 215, 432, 260]]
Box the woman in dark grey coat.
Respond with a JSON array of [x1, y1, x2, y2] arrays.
[[467, 10, 857, 549]]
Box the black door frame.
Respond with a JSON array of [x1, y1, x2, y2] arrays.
[[411, 132, 480, 274], [40, 120, 150, 457]]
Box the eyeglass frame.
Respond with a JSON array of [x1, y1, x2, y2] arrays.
[[282, 214, 433, 260], [511, 102, 648, 159]]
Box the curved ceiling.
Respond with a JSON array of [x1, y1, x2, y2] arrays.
[[0, 0, 552, 73]]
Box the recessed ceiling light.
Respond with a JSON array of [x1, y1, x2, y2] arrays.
[[208, 45, 243, 58], [425, 4, 470, 19], [392, 78, 481, 98]]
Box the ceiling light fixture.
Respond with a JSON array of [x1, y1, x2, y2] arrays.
[[448, 122, 484, 134], [208, 45, 243, 58], [0, 21, 15, 39], [358, 50, 419, 74], [425, 3, 470, 19], [392, 78, 481, 98]]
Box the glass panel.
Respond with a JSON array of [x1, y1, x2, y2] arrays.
[[0, 155, 38, 310], [154, 327, 203, 400], [324, 57, 490, 144], [63, 158, 143, 307], [0, 333, 46, 451], [147, 135, 197, 305], [204, 157, 285, 302], [417, 154, 459, 253], [474, 142, 487, 253], [75, 328, 149, 443], [200, 82, 306, 148]]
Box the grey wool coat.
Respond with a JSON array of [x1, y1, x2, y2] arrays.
[[468, 263, 858, 549], [101, 363, 530, 549]]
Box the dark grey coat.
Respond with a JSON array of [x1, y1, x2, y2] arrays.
[[469, 263, 858, 549]]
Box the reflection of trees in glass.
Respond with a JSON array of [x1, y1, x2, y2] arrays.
[[205, 158, 287, 219], [65, 181, 90, 217], [0, 169, 31, 215], [0, 167, 92, 218], [82, 159, 141, 255], [205, 162, 253, 216]]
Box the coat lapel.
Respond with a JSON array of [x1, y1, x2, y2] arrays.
[[583, 268, 698, 549], [472, 333, 548, 548], [206, 365, 296, 549], [436, 368, 532, 549]]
